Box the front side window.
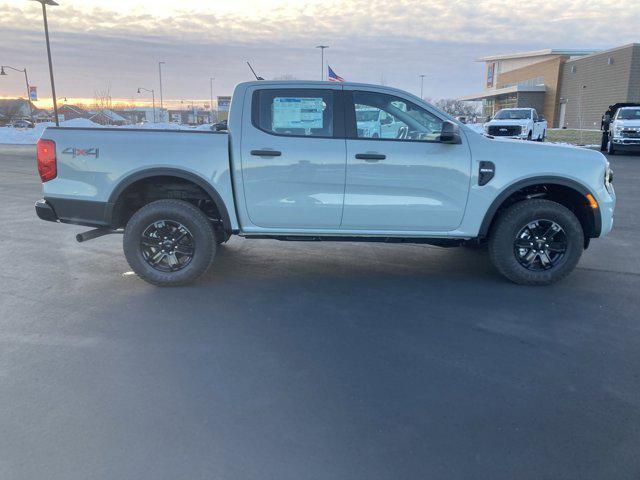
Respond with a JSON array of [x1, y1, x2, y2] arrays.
[[253, 89, 334, 137], [352, 91, 442, 142]]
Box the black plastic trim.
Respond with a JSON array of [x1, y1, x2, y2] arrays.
[[35, 199, 58, 222], [106, 168, 232, 232], [478, 176, 602, 238], [45, 197, 111, 227]]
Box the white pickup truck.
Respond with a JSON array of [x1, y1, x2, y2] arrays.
[[485, 108, 547, 141], [35, 81, 614, 286]]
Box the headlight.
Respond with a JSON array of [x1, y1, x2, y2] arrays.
[[613, 126, 623, 136], [521, 126, 528, 134], [605, 163, 613, 188]]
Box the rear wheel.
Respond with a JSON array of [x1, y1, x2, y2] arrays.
[[123, 199, 216, 286], [488, 199, 584, 285]]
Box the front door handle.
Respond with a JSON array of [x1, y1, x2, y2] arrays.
[[355, 153, 386, 160], [251, 149, 282, 157]]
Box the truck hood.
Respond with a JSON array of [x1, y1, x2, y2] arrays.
[[478, 133, 608, 170], [613, 119, 640, 128], [486, 119, 530, 127]]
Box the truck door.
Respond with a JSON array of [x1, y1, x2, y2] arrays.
[[341, 89, 471, 232], [240, 86, 346, 229]]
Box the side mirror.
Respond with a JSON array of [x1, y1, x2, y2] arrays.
[[440, 121, 461, 144]]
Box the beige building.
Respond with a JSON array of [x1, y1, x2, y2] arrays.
[[460, 44, 640, 128]]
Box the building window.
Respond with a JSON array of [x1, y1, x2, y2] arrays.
[[608, 57, 614, 65], [571, 65, 577, 74]]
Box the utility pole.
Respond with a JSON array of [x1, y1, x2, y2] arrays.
[[210, 77, 215, 124], [33, 0, 59, 126], [316, 45, 329, 81], [158, 61, 165, 115], [419, 74, 426, 99]]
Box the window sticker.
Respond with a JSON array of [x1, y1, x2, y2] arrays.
[[272, 97, 325, 129]]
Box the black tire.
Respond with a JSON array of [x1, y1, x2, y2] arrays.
[[123, 199, 216, 286], [527, 131, 532, 141], [607, 138, 616, 155], [488, 199, 584, 285]]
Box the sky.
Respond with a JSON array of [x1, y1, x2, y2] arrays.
[[0, 0, 639, 109]]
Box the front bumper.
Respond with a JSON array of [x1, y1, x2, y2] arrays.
[[35, 199, 58, 222], [611, 137, 640, 150]]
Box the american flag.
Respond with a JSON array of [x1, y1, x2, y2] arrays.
[[328, 65, 345, 82]]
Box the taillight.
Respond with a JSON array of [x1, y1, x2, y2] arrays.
[[37, 139, 57, 182]]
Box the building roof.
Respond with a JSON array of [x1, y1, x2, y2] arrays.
[[478, 49, 599, 62], [458, 85, 546, 102], [565, 43, 640, 63]]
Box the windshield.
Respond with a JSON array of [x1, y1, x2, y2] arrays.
[[617, 108, 640, 120], [494, 109, 531, 120]]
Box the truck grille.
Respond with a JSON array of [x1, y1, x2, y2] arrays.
[[488, 125, 521, 136], [621, 129, 640, 138]]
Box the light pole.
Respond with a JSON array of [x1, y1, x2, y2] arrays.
[[210, 77, 215, 124], [419, 74, 426, 99], [316, 45, 329, 81], [1, 65, 34, 122], [137, 87, 156, 123], [158, 61, 165, 113], [32, 0, 59, 126]]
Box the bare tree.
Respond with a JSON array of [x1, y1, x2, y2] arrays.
[[434, 99, 481, 118]]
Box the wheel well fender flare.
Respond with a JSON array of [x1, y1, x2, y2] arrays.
[[106, 168, 232, 232], [478, 176, 601, 238]]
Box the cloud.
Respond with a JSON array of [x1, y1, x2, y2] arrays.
[[1, 0, 638, 101]]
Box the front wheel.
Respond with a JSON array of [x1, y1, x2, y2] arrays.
[[123, 199, 216, 286], [488, 199, 584, 285], [607, 138, 616, 155]]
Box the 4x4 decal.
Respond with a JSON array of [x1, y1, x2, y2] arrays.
[[62, 147, 99, 158]]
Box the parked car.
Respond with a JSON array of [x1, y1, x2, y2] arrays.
[[600, 103, 640, 155], [484, 108, 547, 141], [9, 119, 34, 129], [35, 81, 615, 286]]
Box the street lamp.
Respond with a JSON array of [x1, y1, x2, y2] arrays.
[[419, 74, 426, 99], [158, 61, 165, 111], [316, 45, 329, 81], [32, 0, 59, 126], [0, 65, 34, 122], [209, 77, 215, 124], [137, 87, 156, 123]]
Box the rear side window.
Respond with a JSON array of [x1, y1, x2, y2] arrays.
[[252, 89, 334, 138]]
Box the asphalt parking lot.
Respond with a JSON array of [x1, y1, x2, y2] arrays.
[[1, 143, 639, 480]]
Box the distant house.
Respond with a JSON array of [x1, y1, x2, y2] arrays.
[[0, 98, 38, 125], [118, 107, 169, 124], [57, 104, 90, 122], [89, 109, 127, 126]]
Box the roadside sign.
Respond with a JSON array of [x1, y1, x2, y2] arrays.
[[217, 96, 231, 112], [29, 86, 38, 101]]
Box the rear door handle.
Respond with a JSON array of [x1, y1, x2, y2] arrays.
[[251, 149, 282, 157], [355, 153, 386, 160]]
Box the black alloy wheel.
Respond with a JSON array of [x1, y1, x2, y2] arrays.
[[140, 220, 195, 272], [513, 219, 568, 271]]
